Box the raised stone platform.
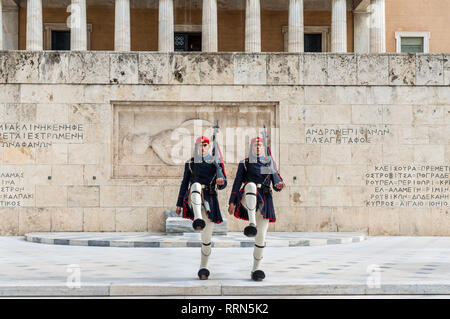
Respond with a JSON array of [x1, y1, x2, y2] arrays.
[[24, 232, 367, 248]]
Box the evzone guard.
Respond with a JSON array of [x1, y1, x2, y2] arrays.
[[228, 131, 285, 281], [176, 129, 227, 280]]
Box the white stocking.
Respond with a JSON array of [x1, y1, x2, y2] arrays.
[[244, 182, 257, 225], [200, 209, 214, 269], [252, 211, 270, 272]]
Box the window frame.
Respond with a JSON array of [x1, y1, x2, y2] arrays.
[[43, 23, 93, 50], [395, 31, 430, 53]]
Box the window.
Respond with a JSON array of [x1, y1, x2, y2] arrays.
[[282, 26, 330, 52], [304, 34, 322, 52], [395, 32, 430, 53], [51, 30, 71, 50], [174, 33, 202, 52], [44, 23, 93, 50]]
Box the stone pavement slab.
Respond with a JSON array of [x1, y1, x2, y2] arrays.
[[0, 236, 449, 296], [24, 232, 367, 248]]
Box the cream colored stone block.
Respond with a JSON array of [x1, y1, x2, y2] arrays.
[[327, 54, 357, 85], [320, 105, 351, 124], [382, 144, 414, 164], [100, 185, 132, 207], [0, 85, 20, 103], [169, 53, 234, 85], [368, 207, 400, 235], [304, 86, 336, 105], [289, 186, 320, 207], [428, 125, 450, 145], [35, 144, 68, 164], [304, 165, 336, 186], [278, 165, 305, 187], [116, 207, 148, 232], [336, 165, 365, 186], [179, 85, 212, 101], [2, 51, 40, 83], [147, 207, 166, 232], [444, 54, 450, 86], [163, 186, 180, 209], [234, 54, 267, 85], [382, 105, 413, 125], [288, 144, 321, 165], [392, 86, 439, 105], [288, 105, 321, 124], [39, 52, 69, 84], [68, 103, 110, 124], [398, 208, 432, 236], [83, 164, 110, 186], [50, 207, 83, 232], [389, 54, 415, 85], [430, 208, 450, 236], [2, 103, 36, 121], [18, 207, 51, 235], [109, 53, 139, 84], [398, 126, 428, 145], [367, 86, 393, 105], [321, 145, 351, 164], [351, 105, 383, 124], [444, 105, 450, 124], [335, 86, 368, 105], [412, 105, 444, 125], [321, 186, 352, 207], [414, 145, 445, 164], [131, 186, 164, 207], [351, 185, 372, 207], [68, 186, 99, 207], [2, 147, 35, 164], [351, 144, 382, 165], [0, 208, 19, 235], [281, 124, 304, 144], [68, 51, 110, 84], [266, 54, 300, 85], [20, 165, 51, 186], [357, 54, 389, 85], [416, 54, 444, 85], [306, 207, 337, 232], [303, 53, 327, 85], [35, 185, 67, 207], [211, 86, 243, 101], [20, 85, 85, 104], [83, 208, 115, 232], [334, 207, 369, 233], [51, 165, 84, 185], [139, 52, 169, 84], [36, 104, 68, 123], [68, 144, 101, 164]]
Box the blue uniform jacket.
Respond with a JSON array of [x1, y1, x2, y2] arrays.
[[229, 157, 283, 223], [176, 156, 227, 224]]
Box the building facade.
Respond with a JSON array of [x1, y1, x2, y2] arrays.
[[0, 0, 449, 236]]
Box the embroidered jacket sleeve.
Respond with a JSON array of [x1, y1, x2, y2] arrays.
[[270, 159, 283, 192], [229, 161, 245, 204], [176, 160, 191, 207], [217, 163, 227, 190]]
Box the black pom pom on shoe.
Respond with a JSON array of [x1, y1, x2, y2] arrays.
[[251, 270, 265, 281], [193, 219, 206, 230], [244, 224, 257, 237], [198, 268, 210, 280]]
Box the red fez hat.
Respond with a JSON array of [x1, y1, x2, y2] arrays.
[[251, 137, 264, 145], [195, 136, 210, 145]]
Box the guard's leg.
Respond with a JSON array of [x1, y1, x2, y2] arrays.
[[198, 209, 214, 280], [243, 182, 258, 237], [251, 212, 270, 281], [190, 182, 205, 230]]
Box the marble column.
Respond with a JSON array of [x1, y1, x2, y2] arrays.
[[369, 0, 386, 53], [26, 0, 43, 50], [0, 0, 3, 50], [202, 0, 218, 52], [115, 0, 131, 51], [331, 0, 347, 53], [2, 5, 19, 50], [245, 0, 261, 52], [353, 11, 370, 53], [159, 0, 174, 52], [288, 0, 304, 52], [70, 0, 87, 50]]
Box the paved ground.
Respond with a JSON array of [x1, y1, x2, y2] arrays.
[[0, 235, 449, 297], [24, 232, 366, 248]]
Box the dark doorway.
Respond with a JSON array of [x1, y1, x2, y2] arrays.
[[304, 33, 322, 52], [174, 32, 202, 51], [51, 30, 71, 50]]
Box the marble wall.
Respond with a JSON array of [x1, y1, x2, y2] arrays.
[[0, 51, 449, 235]]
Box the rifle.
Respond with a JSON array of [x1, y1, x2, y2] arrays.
[[212, 121, 226, 180], [261, 125, 282, 185]]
